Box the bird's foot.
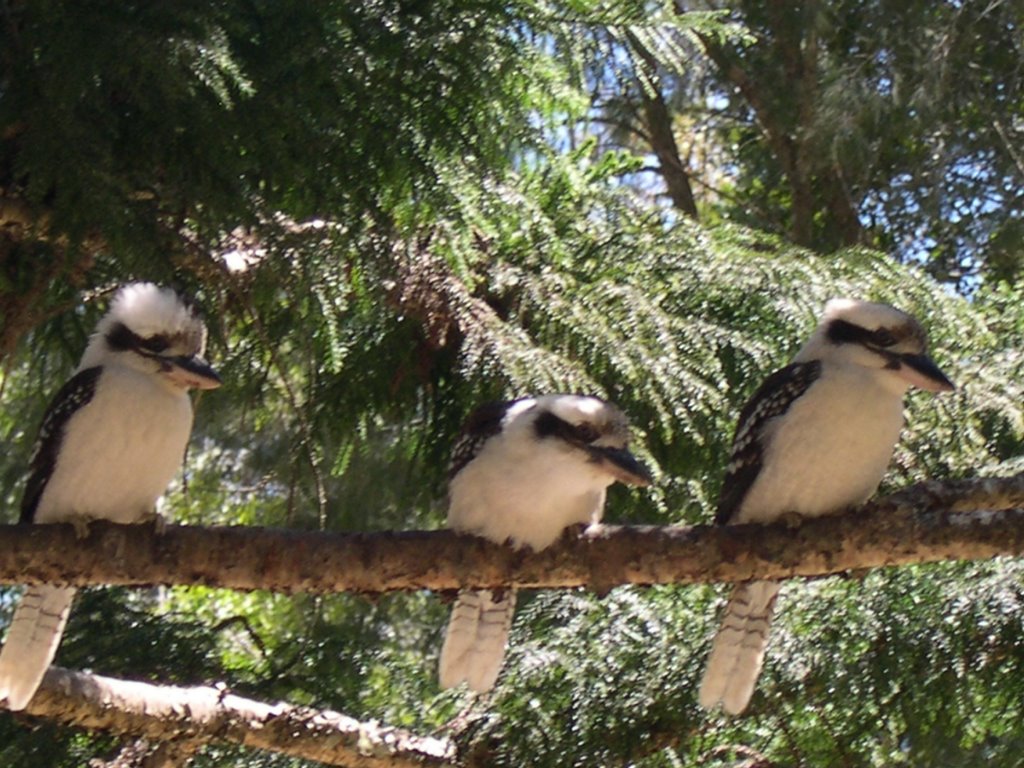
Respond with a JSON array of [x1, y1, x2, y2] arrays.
[[140, 510, 167, 535], [68, 515, 93, 539], [779, 511, 805, 529], [557, 522, 593, 543]]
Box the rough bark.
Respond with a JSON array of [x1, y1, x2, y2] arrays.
[[0, 476, 1022, 595], [24, 666, 453, 768]]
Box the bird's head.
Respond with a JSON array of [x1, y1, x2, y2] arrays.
[[525, 394, 653, 486], [80, 283, 222, 391], [796, 298, 954, 393]]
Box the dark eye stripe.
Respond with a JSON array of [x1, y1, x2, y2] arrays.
[[534, 411, 599, 444], [826, 319, 897, 348], [105, 322, 142, 352], [104, 322, 170, 356]]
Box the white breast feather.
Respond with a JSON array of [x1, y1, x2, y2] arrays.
[[736, 363, 905, 524], [448, 431, 611, 551], [34, 367, 194, 524]]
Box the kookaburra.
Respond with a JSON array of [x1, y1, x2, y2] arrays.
[[439, 394, 652, 693], [698, 299, 954, 715], [0, 283, 221, 711]]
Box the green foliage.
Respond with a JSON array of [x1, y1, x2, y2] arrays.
[[1, 0, 532, 237], [567, 0, 1024, 285], [458, 562, 1024, 767], [0, 2, 1022, 766], [0, 586, 225, 765]]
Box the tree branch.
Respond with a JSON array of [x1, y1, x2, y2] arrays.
[[23, 666, 453, 768], [5, 475, 1024, 765], [624, 31, 699, 218], [0, 476, 1022, 595], [692, 31, 797, 180], [690, 9, 861, 248]]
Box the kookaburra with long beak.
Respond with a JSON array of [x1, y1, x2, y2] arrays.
[[698, 299, 954, 715], [439, 394, 652, 693], [0, 283, 221, 711]]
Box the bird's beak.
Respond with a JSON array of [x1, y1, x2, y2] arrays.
[[896, 353, 955, 392], [163, 355, 222, 390], [591, 446, 654, 487]]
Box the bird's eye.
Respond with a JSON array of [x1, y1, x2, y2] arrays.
[[873, 329, 897, 347], [141, 336, 170, 353], [575, 424, 600, 443]]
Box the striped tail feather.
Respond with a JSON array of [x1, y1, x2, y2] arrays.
[[0, 585, 76, 711], [698, 580, 780, 715], [439, 588, 516, 693]]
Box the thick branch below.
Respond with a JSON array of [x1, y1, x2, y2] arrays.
[[0, 477, 1022, 594], [25, 666, 453, 768]]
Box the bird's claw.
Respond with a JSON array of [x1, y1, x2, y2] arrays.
[[779, 511, 805, 529], [69, 515, 93, 540], [140, 510, 167, 535]]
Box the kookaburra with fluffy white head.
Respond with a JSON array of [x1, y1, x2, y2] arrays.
[[439, 394, 652, 693], [698, 299, 954, 715], [0, 282, 221, 711]]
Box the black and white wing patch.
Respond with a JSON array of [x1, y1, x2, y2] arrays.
[[20, 366, 103, 522], [448, 400, 516, 481], [715, 361, 822, 525]]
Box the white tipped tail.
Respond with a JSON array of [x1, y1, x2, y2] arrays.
[[698, 580, 780, 715], [439, 589, 516, 692], [0, 586, 76, 710]]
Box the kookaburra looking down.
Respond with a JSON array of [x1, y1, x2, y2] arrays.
[[0, 283, 221, 711], [698, 299, 954, 716], [439, 394, 652, 693]]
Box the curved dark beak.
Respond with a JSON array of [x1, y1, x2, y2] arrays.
[[898, 353, 955, 393], [164, 355, 222, 390], [591, 446, 654, 486]]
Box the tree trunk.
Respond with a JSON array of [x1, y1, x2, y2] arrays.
[[627, 32, 699, 217]]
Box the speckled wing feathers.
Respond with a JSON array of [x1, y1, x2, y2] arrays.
[[715, 361, 822, 525], [20, 367, 103, 523], [447, 400, 515, 481]]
